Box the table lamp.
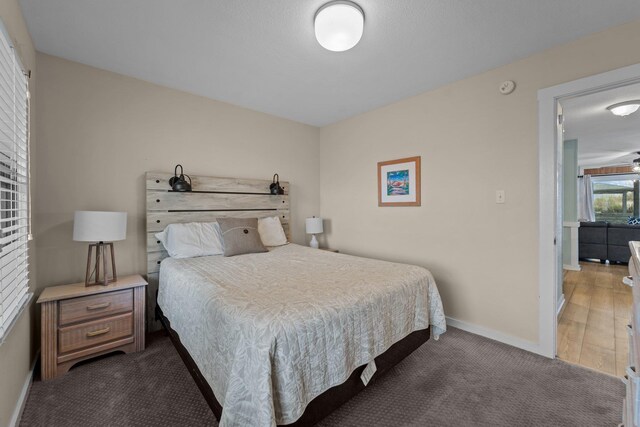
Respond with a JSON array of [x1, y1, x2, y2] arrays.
[[73, 211, 127, 286], [305, 217, 323, 249]]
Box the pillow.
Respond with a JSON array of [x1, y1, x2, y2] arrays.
[[258, 216, 288, 247], [628, 216, 640, 225], [155, 222, 224, 259], [217, 218, 268, 257]]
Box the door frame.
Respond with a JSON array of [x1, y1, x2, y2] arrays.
[[537, 63, 640, 358]]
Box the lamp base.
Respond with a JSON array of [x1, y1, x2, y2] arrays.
[[85, 242, 118, 287], [309, 234, 319, 249]]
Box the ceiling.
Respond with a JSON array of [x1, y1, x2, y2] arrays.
[[19, 1, 640, 126], [562, 83, 640, 169]]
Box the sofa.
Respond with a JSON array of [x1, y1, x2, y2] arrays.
[[608, 224, 640, 263], [579, 221, 640, 263], [578, 221, 608, 262]]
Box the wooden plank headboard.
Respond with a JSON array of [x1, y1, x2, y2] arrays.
[[145, 171, 290, 330]]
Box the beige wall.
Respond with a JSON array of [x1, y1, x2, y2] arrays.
[[13, 14, 640, 424], [319, 19, 640, 343], [34, 53, 320, 289], [0, 1, 36, 425]]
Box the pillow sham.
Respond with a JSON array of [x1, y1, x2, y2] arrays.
[[155, 222, 224, 259], [217, 217, 268, 257], [258, 216, 288, 247]]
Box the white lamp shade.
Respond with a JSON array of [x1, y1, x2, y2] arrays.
[[73, 211, 127, 242], [305, 217, 324, 234], [315, 1, 364, 52]]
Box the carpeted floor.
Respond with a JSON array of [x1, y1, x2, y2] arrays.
[[19, 327, 623, 427]]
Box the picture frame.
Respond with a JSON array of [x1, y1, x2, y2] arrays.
[[377, 156, 421, 207]]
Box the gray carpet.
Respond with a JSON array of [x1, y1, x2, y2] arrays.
[[19, 327, 623, 426]]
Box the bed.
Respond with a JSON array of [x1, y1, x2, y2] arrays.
[[146, 171, 446, 426]]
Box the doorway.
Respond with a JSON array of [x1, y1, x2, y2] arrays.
[[537, 63, 640, 360], [555, 84, 640, 375]]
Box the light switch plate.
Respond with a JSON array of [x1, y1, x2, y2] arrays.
[[496, 190, 505, 204]]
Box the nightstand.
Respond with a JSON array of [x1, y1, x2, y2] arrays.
[[37, 274, 147, 380]]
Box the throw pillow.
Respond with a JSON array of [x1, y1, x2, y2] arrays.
[[216, 218, 268, 257], [258, 216, 288, 247], [628, 216, 640, 225]]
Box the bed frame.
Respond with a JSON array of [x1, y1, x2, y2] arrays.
[[146, 171, 430, 426]]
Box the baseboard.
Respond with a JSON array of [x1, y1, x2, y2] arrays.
[[557, 294, 566, 318], [9, 351, 38, 427], [563, 264, 581, 271], [445, 316, 543, 356]]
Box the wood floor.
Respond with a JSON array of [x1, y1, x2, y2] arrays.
[[557, 261, 632, 377]]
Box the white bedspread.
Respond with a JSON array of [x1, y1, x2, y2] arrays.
[[157, 244, 446, 427]]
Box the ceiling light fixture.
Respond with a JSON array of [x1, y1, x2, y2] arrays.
[[314, 1, 364, 52], [607, 100, 640, 117]]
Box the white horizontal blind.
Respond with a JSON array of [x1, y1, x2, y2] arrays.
[[0, 20, 29, 343]]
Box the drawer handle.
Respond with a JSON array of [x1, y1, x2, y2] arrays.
[[87, 302, 111, 310], [87, 327, 110, 337]]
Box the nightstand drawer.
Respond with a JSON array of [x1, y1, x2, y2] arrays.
[[58, 312, 133, 354], [59, 289, 133, 326]]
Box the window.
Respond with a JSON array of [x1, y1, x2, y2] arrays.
[[0, 21, 30, 343], [592, 174, 638, 223]]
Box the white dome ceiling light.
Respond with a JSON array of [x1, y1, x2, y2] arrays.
[[314, 1, 364, 52], [607, 100, 640, 117]]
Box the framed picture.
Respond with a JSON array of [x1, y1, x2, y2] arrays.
[[377, 156, 421, 207]]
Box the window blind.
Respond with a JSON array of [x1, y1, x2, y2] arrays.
[[0, 20, 30, 343]]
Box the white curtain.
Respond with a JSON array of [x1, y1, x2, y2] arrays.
[[578, 175, 595, 222]]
